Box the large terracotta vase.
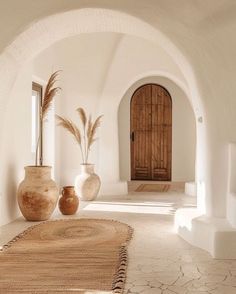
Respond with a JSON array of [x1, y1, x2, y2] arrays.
[[17, 166, 59, 221], [59, 186, 79, 215], [75, 164, 101, 201]]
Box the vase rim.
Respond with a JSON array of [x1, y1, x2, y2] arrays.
[[80, 163, 94, 166], [25, 165, 52, 169], [63, 185, 74, 189]]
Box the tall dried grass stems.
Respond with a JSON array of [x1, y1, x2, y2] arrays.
[[56, 108, 103, 164], [35, 71, 61, 166]]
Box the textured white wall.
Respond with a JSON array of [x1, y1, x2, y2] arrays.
[[51, 33, 122, 187], [0, 3, 235, 238], [118, 76, 196, 182], [0, 64, 33, 225], [0, 0, 236, 258], [0, 52, 55, 226], [37, 33, 191, 195], [0, 7, 207, 226], [97, 34, 191, 194]]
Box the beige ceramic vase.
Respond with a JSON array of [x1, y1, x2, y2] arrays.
[[17, 166, 59, 221], [75, 164, 101, 201], [59, 186, 79, 215]]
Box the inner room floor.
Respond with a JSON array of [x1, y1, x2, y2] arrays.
[[1, 191, 236, 294]]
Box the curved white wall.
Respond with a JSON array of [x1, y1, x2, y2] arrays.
[[118, 76, 196, 182], [33, 33, 193, 195], [0, 59, 54, 225], [0, 7, 207, 227], [97, 34, 193, 194], [1, 3, 236, 257]]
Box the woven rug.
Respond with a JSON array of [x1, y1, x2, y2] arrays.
[[135, 184, 170, 192], [0, 219, 133, 294]]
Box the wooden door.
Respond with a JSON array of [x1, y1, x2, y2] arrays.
[[131, 84, 172, 181]]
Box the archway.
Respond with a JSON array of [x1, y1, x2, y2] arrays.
[[0, 8, 208, 254], [118, 75, 196, 188]]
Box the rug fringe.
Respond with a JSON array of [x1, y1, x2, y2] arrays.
[[0, 221, 45, 252], [112, 225, 133, 294]]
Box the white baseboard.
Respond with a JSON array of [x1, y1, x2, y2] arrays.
[[175, 207, 236, 259]]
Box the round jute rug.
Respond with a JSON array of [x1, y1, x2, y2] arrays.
[[0, 218, 133, 294]]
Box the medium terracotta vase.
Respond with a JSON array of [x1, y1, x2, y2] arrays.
[[17, 166, 59, 221], [59, 186, 79, 215], [75, 164, 101, 201]]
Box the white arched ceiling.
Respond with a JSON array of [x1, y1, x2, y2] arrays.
[[0, 8, 208, 216], [0, 8, 203, 114]]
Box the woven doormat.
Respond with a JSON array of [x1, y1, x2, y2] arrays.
[[135, 184, 170, 192], [0, 219, 133, 293]]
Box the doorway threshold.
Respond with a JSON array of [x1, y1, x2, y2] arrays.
[[128, 180, 185, 193]]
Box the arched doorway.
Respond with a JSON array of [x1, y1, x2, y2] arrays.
[[130, 84, 172, 181], [0, 7, 207, 227]]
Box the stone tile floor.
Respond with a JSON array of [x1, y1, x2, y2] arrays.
[[1, 192, 236, 294]]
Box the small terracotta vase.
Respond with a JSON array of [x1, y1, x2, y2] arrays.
[[59, 186, 79, 215]]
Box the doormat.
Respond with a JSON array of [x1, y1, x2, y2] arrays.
[[135, 184, 170, 192], [0, 219, 133, 293]]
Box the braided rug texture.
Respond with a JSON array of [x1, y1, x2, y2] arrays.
[[0, 218, 133, 294]]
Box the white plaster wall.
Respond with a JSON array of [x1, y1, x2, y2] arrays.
[[50, 33, 122, 187], [118, 76, 196, 182], [0, 6, 208, 226], [0, 30, 191, 225], [98, 35, 192, 194], [0, 1, 235, 256], [36, 33, 191, 195], [0, 51, 55, 226], [227, 143, 236, 227], [0, 64, 33, 225], [0, 1, 233, 220]]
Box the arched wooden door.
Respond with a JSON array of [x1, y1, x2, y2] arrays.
[[130, 84, 172, 181]]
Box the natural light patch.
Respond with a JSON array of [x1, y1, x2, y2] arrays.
[[83, 201, 176, 215], [65, 289, 111, 293], [93, 201, 175, 207], [174, 208, 197, 232], [197, 181, 206, 214], [31, 92, 38, 153]]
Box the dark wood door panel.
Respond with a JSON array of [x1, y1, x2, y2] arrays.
[[132, 131, 152, 180], [151, 84, 172, 180], [131, 85, 152, 180], [131, 84, 172, 181]]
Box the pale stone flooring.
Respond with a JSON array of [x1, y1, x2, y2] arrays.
[[1, 192, 236, 294]]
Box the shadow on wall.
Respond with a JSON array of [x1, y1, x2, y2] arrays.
[[5, 162, 19, 220]]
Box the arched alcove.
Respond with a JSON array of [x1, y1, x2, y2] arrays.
[[118, 76, 196, 183]]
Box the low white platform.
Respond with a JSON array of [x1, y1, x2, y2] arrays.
[[185, 182, 197, 196], [175, 207, 236, 259]]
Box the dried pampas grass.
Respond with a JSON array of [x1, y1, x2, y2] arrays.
[[77, 108, 87, 128], [36, 71, 61, 166], [56, 114, 85, 162], [56, 108, 103, 164], [56, 115, 81, 145], [87, 115, 103, 149], [42, 71, 61, 119]]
